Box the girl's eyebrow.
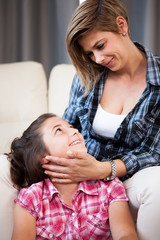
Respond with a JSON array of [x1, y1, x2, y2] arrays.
[[51, 124, 61, 132]]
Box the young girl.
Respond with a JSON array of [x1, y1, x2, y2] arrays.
[[8, 113, 138, 240]]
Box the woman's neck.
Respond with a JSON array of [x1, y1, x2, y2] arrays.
[[54, 182, 79, 206], [115, 41, 147, 80]]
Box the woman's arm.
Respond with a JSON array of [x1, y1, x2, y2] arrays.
[[109, 201, 138, 240], [12, 203, 36, 240], [42, 151, 127, 183]]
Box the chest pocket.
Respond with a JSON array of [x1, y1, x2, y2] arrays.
[[82, 212, 111, 239], [37, 222, 65, 239], [127, 115, 154, 148]]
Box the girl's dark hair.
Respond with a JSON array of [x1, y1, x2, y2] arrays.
[[7, 113, 56, 190]]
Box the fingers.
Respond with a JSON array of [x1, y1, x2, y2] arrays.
[[50, 178, 73, 184], [44, 170, 69, 179], [41, 157, 49, 164], [44, 170, 73, 184], [42, 164, 72, 174], [43, 156, 71, 166]]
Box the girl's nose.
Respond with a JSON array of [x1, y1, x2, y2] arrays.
[[66, 127, 78, 135]]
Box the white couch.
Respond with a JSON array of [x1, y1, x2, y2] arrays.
[[0, 61, 76, 240]]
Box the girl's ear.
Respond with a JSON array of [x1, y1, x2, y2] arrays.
[[116, 16, 128, 34]]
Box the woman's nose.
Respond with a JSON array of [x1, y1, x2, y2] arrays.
[[94, 53, 104, 65]]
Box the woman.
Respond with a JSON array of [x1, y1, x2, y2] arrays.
[[42, 1, 160, 239], [9, 113, 138, 240]]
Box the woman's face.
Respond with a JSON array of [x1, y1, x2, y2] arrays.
[[42, 117, 87, 158], [78, 29, 128, 71]]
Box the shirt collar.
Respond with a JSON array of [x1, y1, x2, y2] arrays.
[[42, 179, 99, 201], [77, 180, 99, 196], [42, 178, 59, 201]]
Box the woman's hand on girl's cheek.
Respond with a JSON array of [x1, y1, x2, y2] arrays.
[[42, 151, 108, 183]]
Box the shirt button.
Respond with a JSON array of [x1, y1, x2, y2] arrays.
[[49, 233, 53, 238], [75, 235, 79, 239], [98, 223, 102, 227], [72, 212, 76, 216]]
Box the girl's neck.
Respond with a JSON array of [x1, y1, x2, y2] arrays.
[[54, 182, 79, 206]]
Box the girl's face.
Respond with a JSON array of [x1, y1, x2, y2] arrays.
[[78, 29, 128, 72], [42, 117, 87, 158]]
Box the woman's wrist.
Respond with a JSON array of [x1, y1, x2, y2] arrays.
[[100, 159, 127, 179], [104, 160, 117, 181], [98, 161, 112, 180]]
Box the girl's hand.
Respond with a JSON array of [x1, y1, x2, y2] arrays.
[[42, 151, 109, 183]]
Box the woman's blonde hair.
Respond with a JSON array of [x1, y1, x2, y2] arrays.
[[66, 0, 130, 95]]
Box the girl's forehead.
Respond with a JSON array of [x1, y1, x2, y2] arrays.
[[44, 117, 70, 128]]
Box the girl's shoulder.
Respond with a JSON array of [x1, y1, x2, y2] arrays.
[[97, 178, 128, 199], [16, 180, 44, 205]]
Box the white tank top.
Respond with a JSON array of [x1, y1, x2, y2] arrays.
[[92, 104, 126, 139]]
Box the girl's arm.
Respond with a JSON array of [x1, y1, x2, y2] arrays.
[[109, 201, 138, 240], [12, 203, 36, 240]]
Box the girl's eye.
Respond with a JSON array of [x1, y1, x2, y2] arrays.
[[97, 43, 104, 50], [55, 128, 62, 134]]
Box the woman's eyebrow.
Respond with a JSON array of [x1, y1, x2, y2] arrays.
[[85, 39, 104, 54], [92, 39, 101, 49]]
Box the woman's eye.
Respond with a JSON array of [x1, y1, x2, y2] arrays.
[[97, 43, 104, 49], [87, 52, 93, 58]]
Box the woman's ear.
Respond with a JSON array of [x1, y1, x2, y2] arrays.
[[116, 16, 128, 34]]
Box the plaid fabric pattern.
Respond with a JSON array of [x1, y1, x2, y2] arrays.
[[63, 42, 160, 181], [15, 178, 127, 240]]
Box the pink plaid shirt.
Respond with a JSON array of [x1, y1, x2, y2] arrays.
[[15, 177, 128, 240]]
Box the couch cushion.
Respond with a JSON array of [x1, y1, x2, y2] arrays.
[[0, 61, 48, 154], [48, 64, 76, 117]]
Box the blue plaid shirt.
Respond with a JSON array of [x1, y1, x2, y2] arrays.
[[63, 43, 160, 180]]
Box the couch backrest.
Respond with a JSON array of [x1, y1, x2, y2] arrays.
[[48, 64, 76, 117], [0, 61, 48, 155]]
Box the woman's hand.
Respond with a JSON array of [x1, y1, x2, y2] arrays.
[[42, 151, 109, 183]]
